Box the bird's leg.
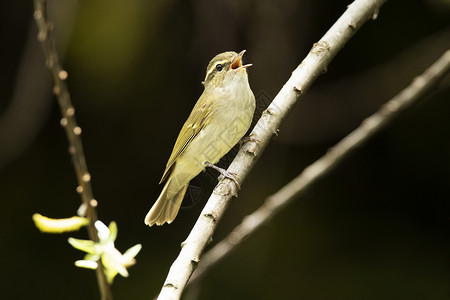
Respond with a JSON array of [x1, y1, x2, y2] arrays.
[[204, 161, 241, 190]]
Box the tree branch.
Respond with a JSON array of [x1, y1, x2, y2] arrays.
[[156, 0, 389, 299], [32, 0, 113, 299], [187, 49, 450, 288]]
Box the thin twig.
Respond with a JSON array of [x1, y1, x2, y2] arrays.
[[32, 1, 113, 299], [187, 49, 450, 288], [156, 0, 388, 299]]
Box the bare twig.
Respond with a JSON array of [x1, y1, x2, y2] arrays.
[[32, 0, 113, 299], [156, 0, 388, 299], [187, 49, 450, 287]]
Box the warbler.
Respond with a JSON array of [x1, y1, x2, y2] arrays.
[[145, 50, 255, 226]]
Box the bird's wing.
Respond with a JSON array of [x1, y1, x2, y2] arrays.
[[159, 93, 213, 183]]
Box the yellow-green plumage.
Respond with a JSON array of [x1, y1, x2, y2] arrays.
[[145, 51, 255, 226]]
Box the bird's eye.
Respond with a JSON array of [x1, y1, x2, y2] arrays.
[[215, 64, 223, 72]]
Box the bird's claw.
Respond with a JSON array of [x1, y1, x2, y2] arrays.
[[205, 161, 241, 190]]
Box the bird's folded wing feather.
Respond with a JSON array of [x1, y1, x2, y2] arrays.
[[159, 93, 213, 183]]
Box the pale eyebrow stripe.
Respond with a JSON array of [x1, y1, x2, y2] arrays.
[[206, 59, 230, 77]]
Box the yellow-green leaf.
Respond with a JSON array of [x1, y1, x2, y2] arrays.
[[33, 214, 89, 233]]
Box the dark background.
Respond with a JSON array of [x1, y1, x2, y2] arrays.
[[1, 0, 450, 299]]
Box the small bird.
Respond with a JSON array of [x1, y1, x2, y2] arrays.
[[145, 50, 255, 226]]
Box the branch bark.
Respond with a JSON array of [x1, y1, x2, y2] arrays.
[[156, 0, 389, 299], [187, 49, 450, 288], [32, 0, 113, 299]]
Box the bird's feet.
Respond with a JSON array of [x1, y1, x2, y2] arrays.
[[205, 161, 241, 190]]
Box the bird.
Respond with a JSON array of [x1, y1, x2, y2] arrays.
[[144, 50, 255, 226]]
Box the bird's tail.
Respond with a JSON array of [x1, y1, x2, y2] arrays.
[[144, 174, 189, 226]]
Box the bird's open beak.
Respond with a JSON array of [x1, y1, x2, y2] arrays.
[[231, 50, 252, 70]]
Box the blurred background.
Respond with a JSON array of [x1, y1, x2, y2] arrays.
[[1, 0, 450, 299]]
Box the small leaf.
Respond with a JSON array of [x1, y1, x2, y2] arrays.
[[107, 221, 118, 243], [84, 253, 100, 262], [104, 253, 129, 278], [68, 237, 95, 253], [123, 244, 142, 262], [94, 220, 110, 241], [33, 214, 88, 233], [75, 260, 98, 269]]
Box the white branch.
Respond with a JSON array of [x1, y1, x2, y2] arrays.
[[187, 49, 450, 287], [156, 0, 389, 299]]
